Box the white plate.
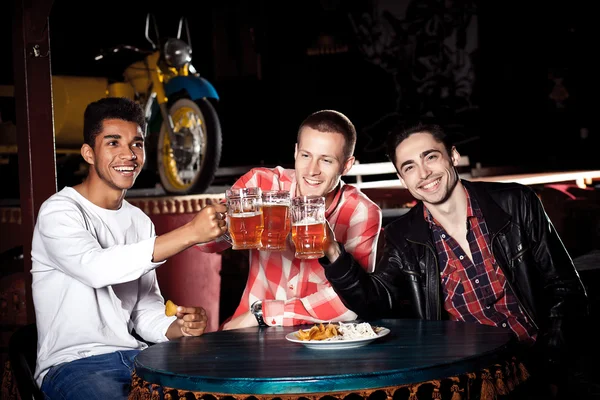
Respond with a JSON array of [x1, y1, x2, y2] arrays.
[[285, 326, 390, 350]]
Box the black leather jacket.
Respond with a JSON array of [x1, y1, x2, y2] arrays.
[[322, 180, 588, 371]]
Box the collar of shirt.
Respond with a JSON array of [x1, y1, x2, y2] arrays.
[[325, 181, 346, 218]]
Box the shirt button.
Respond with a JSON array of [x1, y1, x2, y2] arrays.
[[459, 255, 464, 260], [475, 279, 479, 284], [441, 234, 446, 239], [502, 323, 507, 328], [486, 306, 491, 309]]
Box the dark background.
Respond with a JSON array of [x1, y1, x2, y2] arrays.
[[0, 0, 598, 175]]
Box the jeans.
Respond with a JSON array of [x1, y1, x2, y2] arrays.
[[41, 350, 140, 400]]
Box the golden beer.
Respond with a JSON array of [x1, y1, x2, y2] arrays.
[[290, 195, 326, 259], [259, 190, 292, 252], [226, 187, 263, 250], [291, 221, 326, 259], [260, 204, 291, 251], [228, 211, 264, 250]]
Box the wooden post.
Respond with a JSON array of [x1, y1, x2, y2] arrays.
[[13, 0, 56, 324]]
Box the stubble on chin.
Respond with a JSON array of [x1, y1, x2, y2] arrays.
[[94, 164, 137, 191]]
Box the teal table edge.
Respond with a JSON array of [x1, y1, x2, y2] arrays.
[[134, 350, 513, 394], [133, 319, 517, 395]]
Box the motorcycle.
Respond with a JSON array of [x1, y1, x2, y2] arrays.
[[99, 13, 222, 194], [32, 14, 221, 195]]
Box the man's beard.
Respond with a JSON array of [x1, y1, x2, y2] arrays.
[[426, 169, 460, 205]]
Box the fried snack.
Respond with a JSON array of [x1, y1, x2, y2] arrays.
[[295, 323, 340, 341], [296, 327, 312, 341], [165, 300, 178, 317]]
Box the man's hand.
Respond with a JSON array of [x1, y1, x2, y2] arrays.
[[222, 311, 258, 330], [166, 305, 208, 339], [323, 220, 341, 262], [152, 204, 228, 262], [188, 203, 228, 244]]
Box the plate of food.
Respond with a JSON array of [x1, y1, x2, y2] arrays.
[[285, 321, 390, 350]]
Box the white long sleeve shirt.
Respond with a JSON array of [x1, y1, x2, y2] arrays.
[[31, 187, 176, 387]]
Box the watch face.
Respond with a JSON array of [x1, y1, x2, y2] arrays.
[[251, 301, 267, 326]]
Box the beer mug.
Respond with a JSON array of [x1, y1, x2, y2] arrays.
[[259, 190, 291, 251], [290, 195, 326, 259], [225, 187, 264, 250]]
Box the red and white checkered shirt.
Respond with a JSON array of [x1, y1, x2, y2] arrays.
[[195, 166, 382, 326]]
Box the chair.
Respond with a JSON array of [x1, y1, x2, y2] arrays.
[[8, 323, 44, 400]]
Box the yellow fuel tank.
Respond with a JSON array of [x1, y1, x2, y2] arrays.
[[52, 75, 108, 147]]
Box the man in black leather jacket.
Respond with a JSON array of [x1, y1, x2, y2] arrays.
[[319, 123, 588, 399]]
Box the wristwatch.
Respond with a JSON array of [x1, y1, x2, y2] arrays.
[[251, 300, 267, 327]]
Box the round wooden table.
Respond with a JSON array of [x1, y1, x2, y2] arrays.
[[129, 319, 528, 400]]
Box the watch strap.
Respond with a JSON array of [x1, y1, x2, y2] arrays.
[[251, 301, 267, 327]]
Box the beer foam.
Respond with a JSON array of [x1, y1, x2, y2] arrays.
[[292, 217, 321, 226], [230, 211, 262, 218]]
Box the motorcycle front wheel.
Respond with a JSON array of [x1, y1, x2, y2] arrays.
[[157, 98, 222, 195]]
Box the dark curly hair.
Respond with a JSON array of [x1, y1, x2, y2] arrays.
[[83, 97, 145, 148], [385, 122, 453, 167]]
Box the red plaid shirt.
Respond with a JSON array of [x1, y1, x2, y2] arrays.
[[196, 167, 382, 326], [425, 187, 537, 343]]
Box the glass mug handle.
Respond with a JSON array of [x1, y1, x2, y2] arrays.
[[216, 204, 233, 245], [220, 231, 233, 245]]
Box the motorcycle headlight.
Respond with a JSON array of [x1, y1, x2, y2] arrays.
[[163, 38, 192, 68]]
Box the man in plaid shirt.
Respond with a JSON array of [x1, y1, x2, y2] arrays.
[[195, 110, 382, 329], [319, 123, 588, 399]]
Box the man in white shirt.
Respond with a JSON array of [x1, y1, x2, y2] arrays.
[[31, 97, 228, 400]]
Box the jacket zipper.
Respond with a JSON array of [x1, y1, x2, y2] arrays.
[[490, 221, 539, 331], [407, 238, 440, 320]]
